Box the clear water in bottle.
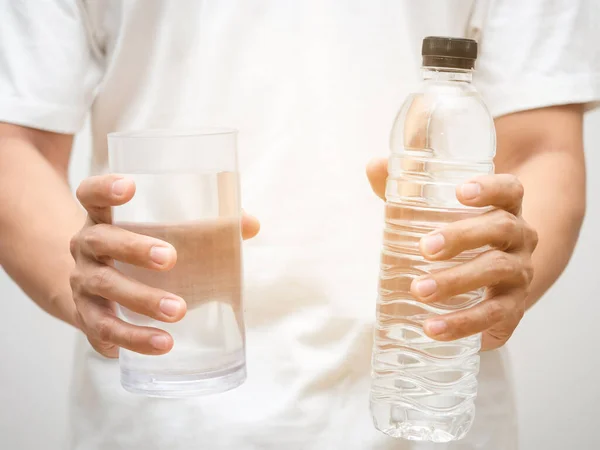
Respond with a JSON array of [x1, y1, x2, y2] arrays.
[[370, 37, 496, 442]]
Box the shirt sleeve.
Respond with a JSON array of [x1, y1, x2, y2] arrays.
[[0, 0, 103, 134], [471, 0, 600, 118]]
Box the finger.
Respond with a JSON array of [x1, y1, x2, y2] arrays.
[[482, 315, 523, 351], [456, 174, 524, 215], [77, 300, 174, 355], [241, 212, 260, 240], [419, 209, 525, 260], [76, 264, 186, 322], [410, 250, 529, 303], [366, 157, 388, 200], [78, 224, 177, 270], [423, 292, 521, 341], [76, 175, 136, 223], [87, 336, 119, 358]]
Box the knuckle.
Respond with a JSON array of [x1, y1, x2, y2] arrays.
[[452, 225, 468, 244], [122, 235, 147, 260], [443, 226, 466, 254], [82, 225, 109, 254], [451, 314, 471, 337], [500, 210, 518, 230], [434, 272, 458, 296], [505, 174, 524, 199], [69, 234, 80, 259], [514, 180, 525, 200], [493, 330, 514, 348], [121, 329, 135, 349], [496, 212, 519, 249], [509, 257, 534, 287], [96, 316, 116, 343], [516, 267, 529, 285], [484, 300, 507, 324], [75, 183, 86, 203], [88, 266, 114, 294], [82, 228, 99, 250], [88, 337, 116, 358], [528, 225, 539, 250], [504, 297, 525, 329], [489, 251, 515, 278], [524, 260, 535, 283], [69, 269, 79, 288], [69, 270, 83, 293]]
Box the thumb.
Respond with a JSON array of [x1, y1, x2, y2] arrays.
[[241, 211, 260, 240], [366, 158, 388, 200]]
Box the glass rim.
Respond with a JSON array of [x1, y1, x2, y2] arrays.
[[108, 127, 237, 139]]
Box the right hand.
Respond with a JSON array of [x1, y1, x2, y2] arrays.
[[70, 174, 260, 358]]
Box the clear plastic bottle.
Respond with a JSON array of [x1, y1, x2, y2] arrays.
[[370, 37, 496, 442]]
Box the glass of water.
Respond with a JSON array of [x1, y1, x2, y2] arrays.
[[108, 128, 245, 397]]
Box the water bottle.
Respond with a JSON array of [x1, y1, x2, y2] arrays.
[[370, 36, 496, 442]]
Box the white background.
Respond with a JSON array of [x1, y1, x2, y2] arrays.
[[1, 110, 599, 449]]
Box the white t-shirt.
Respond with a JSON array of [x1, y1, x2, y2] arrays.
[[1, 1, 599, 449]]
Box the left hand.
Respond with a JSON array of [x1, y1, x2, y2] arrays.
[[367, 158, 538, 351]]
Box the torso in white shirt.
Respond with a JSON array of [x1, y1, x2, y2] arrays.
[[68, 1, 517, 449]]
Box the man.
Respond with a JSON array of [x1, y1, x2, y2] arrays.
[[0, 0, 597, 449]]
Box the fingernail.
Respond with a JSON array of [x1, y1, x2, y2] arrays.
[[426, 319, 448, 336], [461, 182, 481, 200], [159, 297, 184, 318], [412, 278, 437, 297], [421, 233, 445, 255], [112, 179, 128, 196], [150, 335, 171, 350], [150, 246, 173, 265]]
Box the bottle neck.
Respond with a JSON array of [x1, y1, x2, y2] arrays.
[[422, 67, 473, 83]]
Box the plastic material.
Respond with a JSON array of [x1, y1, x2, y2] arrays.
[[370, 40, 495, 442], [422, 36, 478, 70]]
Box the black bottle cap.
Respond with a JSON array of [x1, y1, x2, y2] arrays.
[[422, 36, 478, 70]]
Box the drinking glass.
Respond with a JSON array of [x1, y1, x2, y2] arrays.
[[108, 128, 245, 397]]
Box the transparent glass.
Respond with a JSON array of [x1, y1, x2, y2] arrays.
[[108, 128, 246, 398], [370, 68, 496, 442]]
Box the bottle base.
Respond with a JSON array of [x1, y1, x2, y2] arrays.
[[371, 401, 474, 443], [120, 363, 246, 398], [375, 423, 458, 443]]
